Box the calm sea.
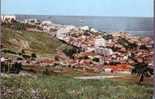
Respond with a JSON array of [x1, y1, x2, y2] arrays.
[[16, 15, 153, 36]]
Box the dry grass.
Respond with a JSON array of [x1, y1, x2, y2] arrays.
[[0, 74, 153, 99]]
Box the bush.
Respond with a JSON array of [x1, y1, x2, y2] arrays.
[[2, 49, 17, 54], [103, 34, 113, 40], [2, 21, 28, 30], [31, 53, 37, 60], [22, 54, 31, 59], [63, 47, 77, 58], [92, 57, 100, 62], [13, 22, 26, 30]]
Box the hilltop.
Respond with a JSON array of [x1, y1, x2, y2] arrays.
[[1, 27, 70, 58]]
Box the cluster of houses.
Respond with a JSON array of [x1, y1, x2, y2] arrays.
[[1, 15, 154, 74], [50, 24, 153, 73], [30, 22, 153, 73]]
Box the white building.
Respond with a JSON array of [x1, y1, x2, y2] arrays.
[[41, 21, 53, 26], [90, 28, 98, 33], [80, 26, 89, 31], [42, 25, 57, 33], [24, 19, 40, 25], [1, 15, 16, 23], [0, 57, 7, 62], [80, 26, 98, 33], [94, 36, 114, 55], [95, 36, 106, 47], [56, 25, 77, 40], [95, 48, 113, 56], [86, 47, 95, 52]]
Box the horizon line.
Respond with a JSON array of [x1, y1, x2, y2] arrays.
[[1, 13, 153, 18]]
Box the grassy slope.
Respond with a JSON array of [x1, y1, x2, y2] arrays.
[[1, 27, 69, 57], [0, 75, 153, 99]]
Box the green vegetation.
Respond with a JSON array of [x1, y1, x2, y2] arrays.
[[31, 53, 37, 60], [2, 21, 27, 30], [2, 20, 40, 31], [132, 63, 153, 84], [118, 37, 137, 49], [102, 34, 113, 40], [1, 27, 70, 57], [0, 75, 153, 99], [1, 49, 17, 55], [63, 47, 78, 58]]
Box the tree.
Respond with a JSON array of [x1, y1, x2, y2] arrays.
[[92, 57, 100, 62], [31, 53, 37, 60], [103, 34, 113, 40], [11, 18, 16, 24], [63, 47, 77, 58], [14, 22, 26, 30], [22, 54, 31, 60], [21, 49, 25, 55], [132, 62, 153, 84]]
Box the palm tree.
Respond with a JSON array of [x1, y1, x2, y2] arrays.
[[132, 62, 153, 84]]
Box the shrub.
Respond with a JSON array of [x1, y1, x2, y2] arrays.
[[2, 49, 17, 54], [63, 47, 77, 58], [31, 53, 37, 60]]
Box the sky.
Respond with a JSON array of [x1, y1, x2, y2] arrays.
[[1, 0, 154, 17]]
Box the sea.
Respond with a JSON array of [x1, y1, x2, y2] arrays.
[[16, 15, 154, 37]]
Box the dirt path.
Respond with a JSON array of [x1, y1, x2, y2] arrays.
[[74, 75, 122, 80]]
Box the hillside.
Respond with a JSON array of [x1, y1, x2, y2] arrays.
[[1, 27, 70, 57]]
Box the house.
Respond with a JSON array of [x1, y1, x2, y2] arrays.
[[95, 48, 113, 56], [0, 57, 7, 62], [80, 26, 89, 31], [24, 19, 40, 25], [90, 28, 98, 33], [94, 36, 106, 47], [110, 32, 128, 37], [41, 21, 53, 26], [56, 25, 77, 40], [1, 15, 16, 23], [42, 25, 57, 33]]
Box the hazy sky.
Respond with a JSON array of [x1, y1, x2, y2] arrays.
[[1, 0, 154, 17]]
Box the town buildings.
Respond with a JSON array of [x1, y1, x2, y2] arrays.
[[1, 15, 16, 23], [1, 16, 153, 73], [24, 19, 40, 25]]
